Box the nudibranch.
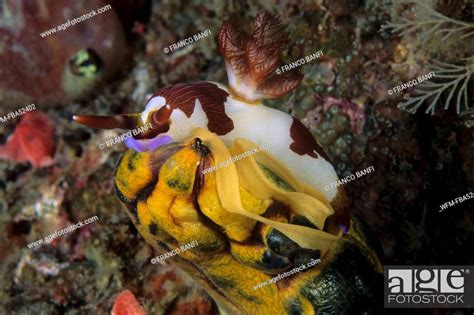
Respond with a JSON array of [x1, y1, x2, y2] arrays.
[[74, 12, 350, 240], [75, 13, 384, 314]]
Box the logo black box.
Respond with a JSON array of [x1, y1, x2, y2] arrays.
[[384, 265, 474, 308]]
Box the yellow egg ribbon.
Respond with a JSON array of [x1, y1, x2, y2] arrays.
[[191, 128, 341, 252]]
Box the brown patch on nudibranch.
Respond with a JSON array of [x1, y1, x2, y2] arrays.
[[289, 118, 331, 161], [156, 82, 234, 135], [136, 104, 172, 139], [219, 11, 303, 101], [73, 114, 141, 130]]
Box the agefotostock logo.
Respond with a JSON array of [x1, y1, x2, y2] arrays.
[[384, 266, 474, 308]]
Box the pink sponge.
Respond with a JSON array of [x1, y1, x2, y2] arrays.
[[0, 111, 55, 168]]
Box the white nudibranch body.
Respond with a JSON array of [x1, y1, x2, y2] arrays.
[[138, 82, 340, 203]]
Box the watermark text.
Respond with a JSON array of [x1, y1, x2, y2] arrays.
[[253, 258, 321, 290], [388, 72, 436, 95], [27, 215, 99, 249], [40, 4, 112, 38], [276, 50, 323, 74], [98, 124, 153, 150], [0, 103, 36, 124], [201, 142, 272, 175], [385, 266, 474, 308], [439, 192, 473, 212], [151, 240, 199, 264], [325, 165, 375, 191], [164, 29, 212, 54]]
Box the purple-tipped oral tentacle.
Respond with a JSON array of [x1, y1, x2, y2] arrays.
[[339, 223, 349, 234], [124, 135, 173, 152]]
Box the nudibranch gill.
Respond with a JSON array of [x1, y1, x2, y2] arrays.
[[74, 11, 350, 233]]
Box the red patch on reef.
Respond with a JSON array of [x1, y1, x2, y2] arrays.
[[111, 289, 148, 315], [0, 111, 55, 168], [289, 117, 330, 161], [169, 299, 214, 315], [151, 270, 180, 299], [156, 82, 234, 135]]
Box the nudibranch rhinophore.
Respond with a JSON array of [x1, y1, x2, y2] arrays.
[[74, 11, 350, 236]]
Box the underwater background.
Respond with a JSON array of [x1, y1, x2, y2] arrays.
[[0, 0, 473, 314]]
